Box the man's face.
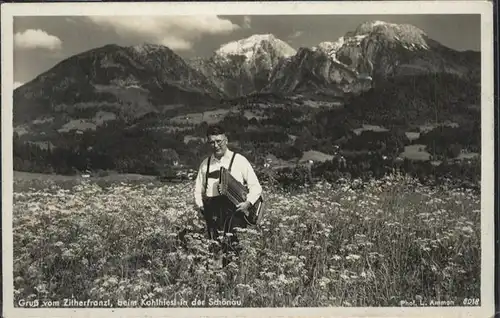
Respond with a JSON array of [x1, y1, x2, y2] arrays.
[[207, 134, 227, 157]]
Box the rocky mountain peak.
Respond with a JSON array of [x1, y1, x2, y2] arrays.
[[14, 20, 479, 130], [130, 43, 173, 54], [215, 33, 296, 60], [190, 34, 298, 97], [312, 37, 346, 63], [353, 20, 430, 50]]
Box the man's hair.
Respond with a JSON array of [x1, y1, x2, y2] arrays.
[[206, 124, 225, 137]]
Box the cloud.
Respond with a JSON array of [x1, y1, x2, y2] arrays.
[[288, 31, 304, 39], [14, 29, 62, 51], [159, 36, 193, 50], [14, 81, 24, 89], [87, 15, 240, 51], [242, 16, 252, 29]]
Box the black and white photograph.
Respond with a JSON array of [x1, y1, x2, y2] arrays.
[[1, 2, 495, 318]]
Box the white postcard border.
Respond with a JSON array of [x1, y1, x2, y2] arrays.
[[1, 1, 495, 318]]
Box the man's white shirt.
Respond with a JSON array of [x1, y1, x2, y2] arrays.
[[194, 149, 262, 209]]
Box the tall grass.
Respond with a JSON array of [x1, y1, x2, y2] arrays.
[[12, 173, 480, 307]]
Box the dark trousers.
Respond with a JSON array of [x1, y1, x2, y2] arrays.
[[202, 196, 248, 266]]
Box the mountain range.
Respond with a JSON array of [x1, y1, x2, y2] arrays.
[[13, 20, 480, 137]]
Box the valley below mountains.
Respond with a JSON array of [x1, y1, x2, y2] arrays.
[[13, 20, 481, 188]]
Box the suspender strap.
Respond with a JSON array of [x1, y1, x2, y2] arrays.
[[204, 152, 236, 196], [204, 156, 211, 195], [229, 152, 237, 172]]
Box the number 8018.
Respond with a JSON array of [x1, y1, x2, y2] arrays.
[[463, 298, 480, 306]]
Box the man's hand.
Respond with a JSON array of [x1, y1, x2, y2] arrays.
[[197, 206, 205, 218], [236, 201, 251, 213]]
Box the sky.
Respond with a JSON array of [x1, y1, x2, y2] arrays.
[[12, 14, 480, 88]]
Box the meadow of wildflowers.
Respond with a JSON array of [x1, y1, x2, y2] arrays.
[[12, 172, 480, 307]]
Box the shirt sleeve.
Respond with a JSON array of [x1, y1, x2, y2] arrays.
[[194, 159, 206, 209], [241, 156, 263, 205]]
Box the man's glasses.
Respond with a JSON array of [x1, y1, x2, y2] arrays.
[[208, 139, 226, 146]]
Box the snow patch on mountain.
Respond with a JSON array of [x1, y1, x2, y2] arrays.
[[215, 34, 296, 60], [350, 34, 368, 44], [313, 32, 370, 64], [354, 20, 390, 34], [312, 20, 432, 77], [315, 21, 430, 64], [354, 20, 430, 50], [312, 36, 346, 64]]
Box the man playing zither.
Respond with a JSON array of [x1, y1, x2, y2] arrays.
[[194, 125, 263, 267]]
